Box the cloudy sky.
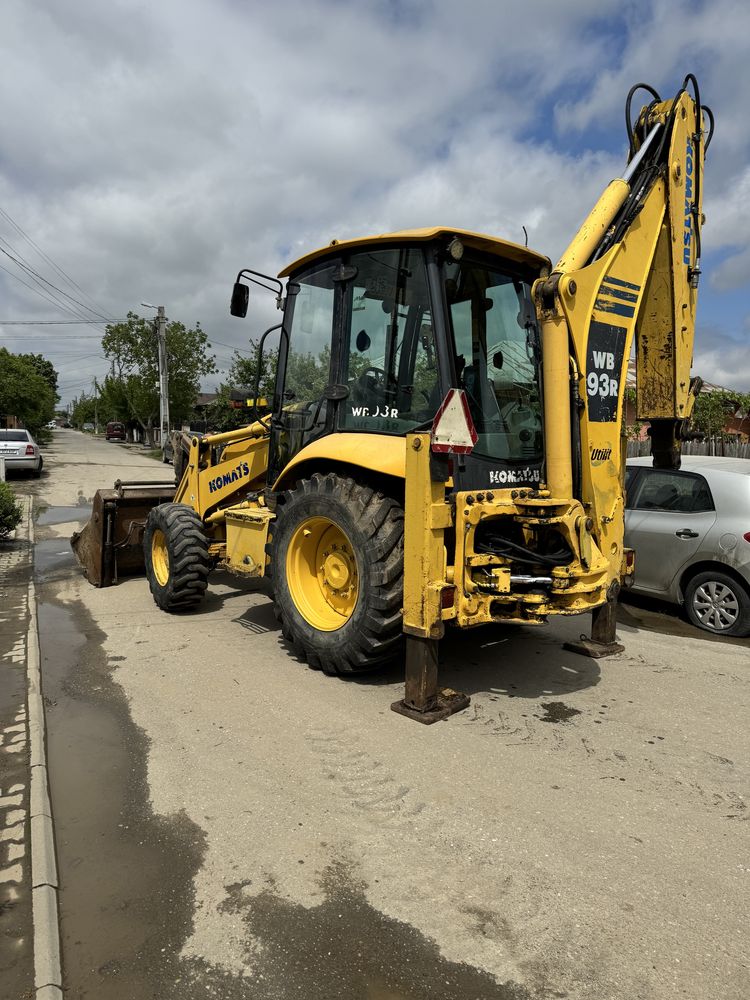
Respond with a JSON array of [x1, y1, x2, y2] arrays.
[[1, 0, 748, 405]]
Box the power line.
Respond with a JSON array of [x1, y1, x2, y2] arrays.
[[0, 319, 121, 325], [0, 243, 113, 323], [0, 259, 92, 320], [0, 204, 112, 320], [0, 333, 103, 340]]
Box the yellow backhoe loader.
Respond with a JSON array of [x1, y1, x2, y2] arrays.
[[73, 75, 712, 722]]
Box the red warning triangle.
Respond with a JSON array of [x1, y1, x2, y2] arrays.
[[430, 388, 478, 454]]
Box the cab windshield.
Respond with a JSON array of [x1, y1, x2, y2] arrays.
[[340, 247, 440, 434], [444, 257, 543, 464]]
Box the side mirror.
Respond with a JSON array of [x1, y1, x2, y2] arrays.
[[230, 282, 249, 318]]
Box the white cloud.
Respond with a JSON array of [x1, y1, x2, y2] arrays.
[[694, 328, 750, 392], [0, 0, 748, 403]]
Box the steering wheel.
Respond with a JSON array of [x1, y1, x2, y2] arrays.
[[357, 366, 388, 392]]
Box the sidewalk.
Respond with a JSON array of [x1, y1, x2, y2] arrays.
[[0, 495, 62, 1000], [0, 495, 34, 997]]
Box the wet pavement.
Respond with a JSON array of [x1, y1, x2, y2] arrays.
[[0, 499, 33, 1000], [35, 535, 525, 1000], [618, 591, 750, 648], [9, 430, 750, 999]]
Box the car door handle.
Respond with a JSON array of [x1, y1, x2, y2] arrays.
[[675, 529, 699, 539]]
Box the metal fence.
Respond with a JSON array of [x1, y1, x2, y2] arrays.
[[626, 438, 750, 459]]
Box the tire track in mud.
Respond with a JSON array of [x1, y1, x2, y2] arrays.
[[306, 727, 434, 832]]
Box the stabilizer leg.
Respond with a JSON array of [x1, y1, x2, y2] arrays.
[[391, 636, 470, 725], [564, 591, 625, 659]]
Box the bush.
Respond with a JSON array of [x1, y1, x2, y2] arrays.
[[0, 481, 24, 537]]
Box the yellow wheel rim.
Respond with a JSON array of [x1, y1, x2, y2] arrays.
[[151, 528, 170, 587], [286, 517, 359, 631]]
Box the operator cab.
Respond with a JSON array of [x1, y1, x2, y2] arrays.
[[244, 228, 549, 491]]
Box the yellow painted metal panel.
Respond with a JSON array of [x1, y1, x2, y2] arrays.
[[224, 507, 274, 577], [272, 433, 406, 490], [402, 434, 447, 640], [279, 227, 550, 277]]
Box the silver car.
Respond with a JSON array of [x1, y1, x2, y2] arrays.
[[624, 456, 750, 637], [0, 428, 43, 477]]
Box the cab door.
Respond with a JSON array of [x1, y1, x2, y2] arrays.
[[624, 468, 716, 595]]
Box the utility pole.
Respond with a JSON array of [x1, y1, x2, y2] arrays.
[[156, 305, 170, 449], [93, 379, 99, 435], [142, 303, 170, 450]]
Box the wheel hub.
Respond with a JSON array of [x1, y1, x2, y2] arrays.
[[151, 528, 170, 587], [692, 581, 739, 631], [322, 546, 354, 593], [287, 518, 359, 631]]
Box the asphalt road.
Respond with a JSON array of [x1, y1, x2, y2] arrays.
[[20, 429, 750, 998]]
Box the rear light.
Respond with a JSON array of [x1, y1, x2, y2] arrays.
[[441, 586, 456, 609], [25, 445, 35, 455], [744, 532, 750, 543]]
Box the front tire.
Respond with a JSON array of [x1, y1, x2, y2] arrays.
[[144, 503, 210, 611], [270, 473, 404, 674], [684, 569, 750, 637]]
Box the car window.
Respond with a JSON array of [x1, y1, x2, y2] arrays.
[[629, 469, 714, 513], [624, 466, 638, 501], [0, 430, 29, 441]]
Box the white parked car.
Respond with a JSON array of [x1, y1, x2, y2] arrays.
[[625, 456, 750, 637], [0, 428, 43, 477]]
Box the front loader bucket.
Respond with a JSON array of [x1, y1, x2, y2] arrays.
[[71, 480, 175, 587]]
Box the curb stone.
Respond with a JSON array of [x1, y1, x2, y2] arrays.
[[26, 500, 63, 997]]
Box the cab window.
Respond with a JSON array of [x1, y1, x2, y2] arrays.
[[340, 248, 440, 434]]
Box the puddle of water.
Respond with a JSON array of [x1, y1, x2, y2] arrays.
[[36, 504, 91, 526], [35, 576, 530, 997], [34, 538, 78, 583], [221, 860, 531, 1000], [37, 598, 213, 999]]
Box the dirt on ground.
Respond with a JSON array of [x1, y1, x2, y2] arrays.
[[21, 429, 750, 999]]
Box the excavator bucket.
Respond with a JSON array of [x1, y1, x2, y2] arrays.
[[71, 480, 176, 587]]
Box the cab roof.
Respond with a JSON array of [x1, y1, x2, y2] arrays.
[[278, 226, 550, 278]]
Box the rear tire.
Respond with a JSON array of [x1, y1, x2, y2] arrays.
[[684, 569, 750, 637], [144, 503, 210, 611], [270, 473, 404, 674]]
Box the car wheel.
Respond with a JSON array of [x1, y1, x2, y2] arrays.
[[33, 458, 43, 478], [684, 569, 750, 637]]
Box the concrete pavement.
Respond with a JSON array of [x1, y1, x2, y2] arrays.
[[21, 429, 750, 998]]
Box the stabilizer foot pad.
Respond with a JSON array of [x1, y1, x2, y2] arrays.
[[564, 638, 625, 659], [390, 688, 470, 725]]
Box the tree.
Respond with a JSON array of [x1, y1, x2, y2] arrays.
[[204, 339, 277, 432], [102, 311, 216, 446], [691, 389, 750, 440], [0, 348, 56, 435], [17, 353, 60, 403], [204, 338, 338, 432]]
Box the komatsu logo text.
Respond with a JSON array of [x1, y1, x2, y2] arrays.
[[683, 139, 693, 266], [208, 461, 250, 493]]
